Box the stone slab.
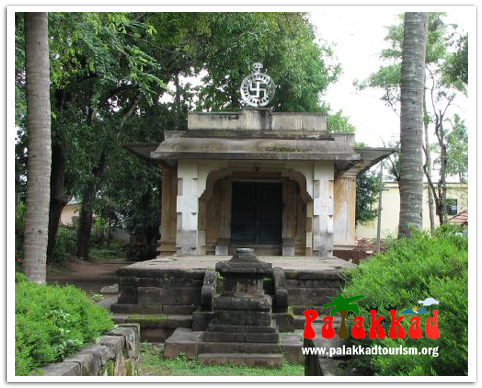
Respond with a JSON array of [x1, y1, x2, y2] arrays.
[[197, 341, 281, 354], [163, 328, 204, 359], [272, 312, 295, 332], [111, 303, 163, 315], [286, 279, 342, 288], [140, 327, 174, 343], [41, 361, 81, 376], [125, 314, 192, 329], [192, 310, 215, 331], [213, 310, 271, 326], [198, 353, 282, 368], [203, 331, 279, 344], [213, 294, 272, 312], [163, 328, 283, 359], [163, 304, 198, 315], [160, 288, 201, 305], [137, 287, 163, 305], [100, 284, 119, 294], [287, 288, 339, 306], [117, 255, 353, 273], [280, 333, 304, 364]]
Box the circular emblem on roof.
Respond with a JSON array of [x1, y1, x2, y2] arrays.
[[240, 63, 276, 107]]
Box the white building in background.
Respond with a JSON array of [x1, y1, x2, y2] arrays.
[[355, 182, 468, 239]]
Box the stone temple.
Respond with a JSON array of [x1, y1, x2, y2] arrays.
[[126, 107, 393, 259], [119, 76, 395, 369]]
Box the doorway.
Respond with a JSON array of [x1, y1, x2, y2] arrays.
[[231, 181, 282, 245]]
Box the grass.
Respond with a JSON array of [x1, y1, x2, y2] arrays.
[[140, 343, 304, 376], [89, 245, 125, 261]]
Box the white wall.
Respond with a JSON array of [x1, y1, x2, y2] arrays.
[[356, 182, 468, 239]]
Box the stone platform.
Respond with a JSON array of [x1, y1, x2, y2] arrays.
[[116, 255, 354, 271], [110, 254, 354, 367], [112, 256, 353, 320]]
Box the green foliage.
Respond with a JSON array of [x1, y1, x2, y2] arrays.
[[15, 273, 114, 375], [48, 227, 77, 263], [342, 225, 468, 376], [356, 170, 379, 225], [191, 12, 340, 112], [443, 114, 468, 182], [443, 33, 468, 88], [89, 243, 125, 261], [326, 110, 356, 133], [140, 343, 304, 376]]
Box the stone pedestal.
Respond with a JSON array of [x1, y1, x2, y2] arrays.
[[203, 248, 280, 345]]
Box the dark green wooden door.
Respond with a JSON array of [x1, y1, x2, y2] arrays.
[[231, 182, 282, 244]]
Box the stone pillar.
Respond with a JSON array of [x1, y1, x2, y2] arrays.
[[159, 168, 177, 256], [333, 173, 357, 248], [176, 161, 200, 255], [312, 162, 334, 258]]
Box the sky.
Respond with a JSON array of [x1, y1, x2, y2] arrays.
[[310, 7, 471, 148]]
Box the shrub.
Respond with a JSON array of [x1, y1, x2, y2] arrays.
[[342, 225, 468, 376], [15, 273, 114, 375], [48, 226, 77, 263]]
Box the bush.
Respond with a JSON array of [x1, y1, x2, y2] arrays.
[[342, 225, 468, 376], [15, 273, 114, 375], [48, 227, 77, 263]]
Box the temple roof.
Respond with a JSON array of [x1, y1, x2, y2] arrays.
[[123, 109, 396, 174]]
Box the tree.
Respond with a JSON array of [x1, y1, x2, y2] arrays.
[[15, 13, 166, 260], [22, 13, 51, 283], [322, 292, 365, 339], [356, 13, 467, 229], [398, 12, 428, 238], [189, 12, 341, 112], [15, 12, 343, 261]]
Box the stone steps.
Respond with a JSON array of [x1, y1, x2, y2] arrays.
[[162, 327, 306, 364], [198, 353, 283, 368], [113, 314, 192, 342]]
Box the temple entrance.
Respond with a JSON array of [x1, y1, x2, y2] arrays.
[[231, 181, 282, 245]]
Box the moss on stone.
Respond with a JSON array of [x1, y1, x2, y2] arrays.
[[265, 146, 302, 153], [127, 314, 169, 327]]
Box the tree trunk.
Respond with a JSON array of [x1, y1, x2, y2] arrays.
[[75, 181, 97, 259], [174, 72, 182, 130], [439, 119, 448, 224], [47, 143, 69, 259], [22, 12, 51, 284], [423, 92, 435, 230], [398, 12, 428, 238], [338, 310, 349, 339], [75, 150, 107, 259]]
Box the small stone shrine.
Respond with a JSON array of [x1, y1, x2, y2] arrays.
[[203, 248, 279, 345]]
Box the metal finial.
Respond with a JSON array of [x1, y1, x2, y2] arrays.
[[252, 62, 263, 72], [240, 63, 276, 108]]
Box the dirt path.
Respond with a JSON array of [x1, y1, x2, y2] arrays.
[[46, 258, 129, 293]]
